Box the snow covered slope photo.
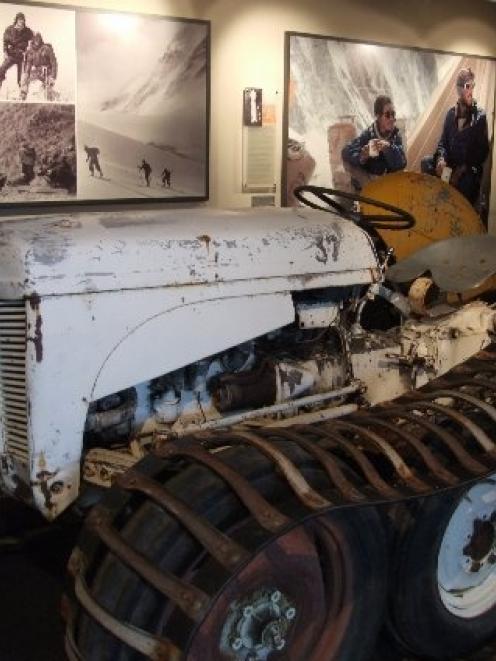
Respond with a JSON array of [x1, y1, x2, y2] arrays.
[[76, 13, 208, 201]]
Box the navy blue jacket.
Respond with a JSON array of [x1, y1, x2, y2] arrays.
[[435, 103, 489, 205], [436, 104, 489, 170], [341, 123, 406, 176]]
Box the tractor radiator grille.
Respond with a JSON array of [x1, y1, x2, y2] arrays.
[[0, 301, 28, 462]]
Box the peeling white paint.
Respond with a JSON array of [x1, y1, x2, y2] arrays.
[[0, 207, 378, 298]]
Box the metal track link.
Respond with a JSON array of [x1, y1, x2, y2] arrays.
[[67, 346, 496, 660]]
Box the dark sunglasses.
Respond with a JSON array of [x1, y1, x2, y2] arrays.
[[383, 110, 396, 119]]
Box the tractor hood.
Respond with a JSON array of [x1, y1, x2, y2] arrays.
[[0, 207, 379, 298]]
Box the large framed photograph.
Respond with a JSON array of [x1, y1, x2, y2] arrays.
[[283, 32, 496, 224], [0, 3, 209, 206]]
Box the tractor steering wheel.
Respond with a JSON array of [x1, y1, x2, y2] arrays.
[[293, 185, 415, 231]]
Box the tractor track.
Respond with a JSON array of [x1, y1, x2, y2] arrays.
[[62, 344, 496, 660]]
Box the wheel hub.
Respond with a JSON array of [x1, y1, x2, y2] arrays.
[[438, 478, 496, 618], [463, 515, 496, 572], [220, 588, 296, 660]]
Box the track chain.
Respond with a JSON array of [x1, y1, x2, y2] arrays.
[[65, 346, 496, 661]]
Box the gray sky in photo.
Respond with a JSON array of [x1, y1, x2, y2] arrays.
[[77, 12, 203, 112]]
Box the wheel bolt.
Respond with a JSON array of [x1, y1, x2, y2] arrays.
[[271, 590, 281, 603], [243, 606, 254, 617], [285, 607, 296, 620], [231, 637, 243, 651], [275, 638, 286, 650]]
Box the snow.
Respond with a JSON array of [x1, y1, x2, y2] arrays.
[[76, 15, 208, 201], [77, 121, 206, 200], [0, 67, 73, 104]]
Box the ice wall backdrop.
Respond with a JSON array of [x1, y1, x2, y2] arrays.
[[284, 34, 496, 222]]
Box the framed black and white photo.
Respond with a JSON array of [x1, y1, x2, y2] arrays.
[[283, 32, 496, 223], [0, 2, 209, 206]]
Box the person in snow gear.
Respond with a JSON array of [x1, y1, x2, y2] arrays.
[[139, 159, 152, 187], [84, 146, 103, 177], [21, 32, 57, 101], [0, 12, 33, 90], [341, 94, 406, 192], [161, 167, 171, 187], [423, 68, 489, 208], [19, 142, 36, 184]]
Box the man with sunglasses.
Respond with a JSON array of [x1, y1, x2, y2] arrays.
[[433, 68, 489, 206], [341, 95, 406, 192]]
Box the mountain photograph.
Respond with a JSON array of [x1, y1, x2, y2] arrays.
[[76, 13, 208, 201]]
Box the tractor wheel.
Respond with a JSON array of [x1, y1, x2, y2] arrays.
[[389, 475, 496, 658], [73, 444, 387, 660]]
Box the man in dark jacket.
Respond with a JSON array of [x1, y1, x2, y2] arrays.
[[433, 68, 489, 206], [20, 32, 57, 101], [341, 95, 406, 192], [0, 12, 33, 89], [138, 159, 152, 187], [84, 145, 103, 177]]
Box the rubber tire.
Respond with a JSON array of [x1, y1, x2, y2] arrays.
[[75, 443, 388, 661], [389, 491, 496, 659]]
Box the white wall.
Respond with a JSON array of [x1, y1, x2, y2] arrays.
[[22, 0, 496, 229]]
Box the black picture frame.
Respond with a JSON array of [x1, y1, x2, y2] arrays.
[[0, 1, 210, 209], [282, 31, 496, 223]]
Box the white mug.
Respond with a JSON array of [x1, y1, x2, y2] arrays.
[[441, 166, 452, 183], [368, 140, 379, 158]]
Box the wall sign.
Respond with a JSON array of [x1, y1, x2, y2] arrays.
[[242, 90, 276, 192], [0, 3, 209, 206], [243, 87, 262, 127]]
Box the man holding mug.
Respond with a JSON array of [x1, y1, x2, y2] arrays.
[[341, 94, 406, 192]]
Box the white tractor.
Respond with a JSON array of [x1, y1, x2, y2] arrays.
[[0, 179, 495, 660]]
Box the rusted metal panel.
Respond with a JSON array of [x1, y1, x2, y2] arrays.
[[361, 171, 484, 262], [0, 208, 378, 299]]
